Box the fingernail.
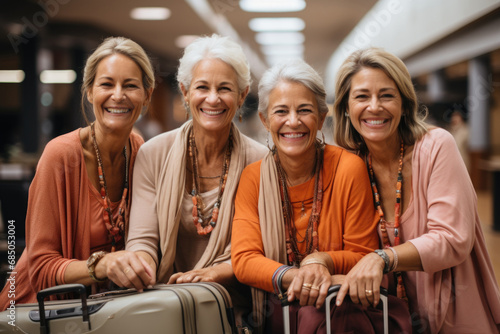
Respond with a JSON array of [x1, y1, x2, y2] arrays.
[[336, 300, 340, 306], [148, 285, 153, 289]]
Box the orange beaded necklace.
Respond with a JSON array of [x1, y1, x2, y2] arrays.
[[188, 129, 232, 236], [90, 122, 127, 252], [367, 140, 408, 303]]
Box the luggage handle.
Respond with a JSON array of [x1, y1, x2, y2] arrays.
[[282, 285, 389, 334], [36, 283, 91, 334], [324, 285, 389, 334]]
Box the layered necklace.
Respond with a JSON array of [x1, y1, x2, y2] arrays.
[[189, 128, 232, 236], [90, 122, 128, 252], [275, 142, 324, 266], [367, 139, 408, 302]]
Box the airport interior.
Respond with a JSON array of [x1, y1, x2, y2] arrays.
[[1, 0, 500, 291]]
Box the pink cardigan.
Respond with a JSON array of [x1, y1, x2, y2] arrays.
[[383, 128, 500, 333]]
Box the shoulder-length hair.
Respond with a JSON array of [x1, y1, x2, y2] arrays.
[[333, 47, 427, 154]]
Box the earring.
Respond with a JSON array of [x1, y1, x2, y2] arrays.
[[345, 112, 349, 117], [239, 108, 243, 123], [266, 132, 272, 151], [317, 130, 326, 146]]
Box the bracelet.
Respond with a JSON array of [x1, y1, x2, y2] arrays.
[[299, 259, 329, 271], [272, 265, 294, 299], [388, 247, 398, 272], [374, 249, 390, 274]]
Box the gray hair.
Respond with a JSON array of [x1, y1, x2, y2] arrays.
[[258, 58, 329, 119], [177, 34, 251, 93]]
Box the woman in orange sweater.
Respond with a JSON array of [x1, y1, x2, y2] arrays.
[[231, 59, 379, 332]]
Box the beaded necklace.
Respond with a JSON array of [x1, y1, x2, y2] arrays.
[[90, 122, 128, 252], [189, 129, 232, 236], [367, 140, 408, 303], [275, 142, 324, 266]]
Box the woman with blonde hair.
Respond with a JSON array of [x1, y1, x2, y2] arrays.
[[0, 36, 154, 309], [334, 47, 500, 333]]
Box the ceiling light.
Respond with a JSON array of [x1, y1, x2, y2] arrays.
[[266, 54, 303, 67], [40, 70, 76, 84], [240, 0, 305, 12], [261, 44, 304, 56], [130, 7, 171, 20], [255, 32, 304, 45], [0, 70, 25, 83], [249, 18, 305, 32], [175, 35, 200, 49]]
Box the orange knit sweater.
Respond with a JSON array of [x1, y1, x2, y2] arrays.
[[232, 145, 379, 293]]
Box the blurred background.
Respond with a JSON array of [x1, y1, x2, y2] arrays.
[[0, 0, 499, 285]]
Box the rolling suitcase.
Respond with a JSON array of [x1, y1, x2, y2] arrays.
[[281, 285, 389, 334], [0, 282, 236, 334]]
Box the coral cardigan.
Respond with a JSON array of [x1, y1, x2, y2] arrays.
[[232, 145, 379, 293], [0, 129, 143, 310]]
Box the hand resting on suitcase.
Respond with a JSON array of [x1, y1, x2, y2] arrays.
[[167, 263, 234, 285], [282, 253, 335, 309], [98, 250, 156, 291]]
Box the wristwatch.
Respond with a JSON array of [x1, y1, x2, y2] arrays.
[[87, 251, 107, 282], [374, 249, 390, 274]]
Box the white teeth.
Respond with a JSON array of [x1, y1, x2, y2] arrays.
[[365, 120, 385, 125], [282, 133, 305, 138], [107, 108, 129, 114], [201, 109, 224, 115]]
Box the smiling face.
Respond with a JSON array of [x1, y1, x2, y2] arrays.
[[260, 80, 325, 161], [181, 58, 248, 134], [87, 53, 151, 134], [347, 67, 403, 147]]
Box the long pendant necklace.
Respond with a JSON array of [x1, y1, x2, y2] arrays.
[[275, 142, 324, 266], [367, 140, 408, 303], [90, 122, 128, 252], [189, 129, 232, 236]]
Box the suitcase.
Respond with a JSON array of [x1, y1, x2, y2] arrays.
[[281, 285, 389, 334], [0, 282, 236, 334]]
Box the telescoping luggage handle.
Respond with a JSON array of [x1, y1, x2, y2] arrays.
[[36, 283, 90, 334], [324, 285, 389, 334], [281, 285, 389, 334]]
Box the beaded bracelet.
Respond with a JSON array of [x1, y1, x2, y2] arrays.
[[388, 247, 398, 272], [272, 265, 294, 300], [300, 259, 329, 271]]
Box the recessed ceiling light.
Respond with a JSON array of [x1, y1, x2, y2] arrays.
[[266, 54, 303, 67], [175, 35, 200, 48], [240, 0, 305, 12], [0, 70, 25, 83], [261, 44, 304, 56], [40, 70, 76, 84], [255, 32, 304, 45], [130, 7, 171, 20], [249, 18, 305, 32]]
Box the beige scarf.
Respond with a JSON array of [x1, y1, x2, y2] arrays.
[[250, 151, 288, 333], [155, 120, 246, 282]]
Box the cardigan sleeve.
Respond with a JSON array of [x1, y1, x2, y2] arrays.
[[408, 129, 476, 273], [232, 162, 282, 293], [126, 142, 162, 265], [325, 151, 380, 274], [26, 136, 82, 292]]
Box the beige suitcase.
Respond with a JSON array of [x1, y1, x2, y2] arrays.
[[0, 282, 236, 333]]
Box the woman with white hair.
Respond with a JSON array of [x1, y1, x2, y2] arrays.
[[231, 59, 380, 333], [103, 35, 266, 324]]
